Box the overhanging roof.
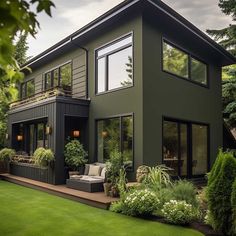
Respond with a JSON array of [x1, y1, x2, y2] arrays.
[[23, 0, 236, 70]]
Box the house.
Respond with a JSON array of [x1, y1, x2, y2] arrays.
[[7, 0, 236, 184]]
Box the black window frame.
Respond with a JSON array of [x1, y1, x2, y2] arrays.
[[20, 79, 35, 99], [162, 39, 209, 88], [95, 33, 134, 95], [95, 113, 134, 171], [162, 116, 210, 178], [44, 62, 72, 91]]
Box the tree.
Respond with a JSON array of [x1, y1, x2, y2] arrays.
[[14, 33, 30, 66], [207, 0, 236, 56], [0, 1, 55, 148]]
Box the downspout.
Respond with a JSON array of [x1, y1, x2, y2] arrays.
[[70, 37, 89, 99]]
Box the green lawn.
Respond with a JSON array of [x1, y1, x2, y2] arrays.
[[0, 181, 203, 236]]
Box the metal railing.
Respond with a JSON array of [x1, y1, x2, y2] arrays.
[[10, 86, 72, 109]]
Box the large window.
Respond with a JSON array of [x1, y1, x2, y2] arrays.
[[44, 63, 72, 91], [163, 41, 208, 86], [97, 115, 133, 169], [21, 79, 35, 99], [96, 34, 133, 94], [163, 119, 208, 177]]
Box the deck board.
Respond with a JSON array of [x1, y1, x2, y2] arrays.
[[0, 173, 118, 209]]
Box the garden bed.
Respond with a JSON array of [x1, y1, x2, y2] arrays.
[[10, 162, 54, 184]]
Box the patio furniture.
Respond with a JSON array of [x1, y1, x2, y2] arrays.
[[66, 163, 106, 193]]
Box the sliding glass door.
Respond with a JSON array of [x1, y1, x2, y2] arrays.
[[163, 119, 209, 178]]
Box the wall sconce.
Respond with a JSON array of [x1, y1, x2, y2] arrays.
[[102, 131, 108, 138], [17, 135, 23, 141], [73, 130, 80, 138], [5, 133, 9, 140], [46, 126, 52, 135]]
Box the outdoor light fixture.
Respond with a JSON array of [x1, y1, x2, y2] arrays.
[[5, 133, 9, 140], [73, 130, 80, 138], [16, 135, 23, 141], [102, 131, 108, 138], [46, 125, 52, 135]]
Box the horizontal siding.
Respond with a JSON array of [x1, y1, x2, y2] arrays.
[[72, 53, 86, 99]]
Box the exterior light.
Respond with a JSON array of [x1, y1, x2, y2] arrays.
[[17, 135, 23, 141], [73, 130, 80, 138], [5, 133, 9, 140], [102, 131, 108, 138], [45, 125, 52, 135]]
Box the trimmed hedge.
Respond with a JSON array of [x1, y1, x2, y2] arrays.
[[207, 151, 236, 235], [231, 179, 236, 235]]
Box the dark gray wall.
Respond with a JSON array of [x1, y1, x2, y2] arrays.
[[85, 15, 143, 179], [142, 15, 222, 168]]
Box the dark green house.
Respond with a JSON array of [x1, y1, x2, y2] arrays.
[[7, 0, 236, 184]]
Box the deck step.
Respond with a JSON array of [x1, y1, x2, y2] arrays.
[[0, 173, 117, 210]]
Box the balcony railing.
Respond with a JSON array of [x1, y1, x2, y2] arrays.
[[10, 86, 72, 109]]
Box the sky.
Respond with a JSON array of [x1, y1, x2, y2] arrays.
[[27, 0, 233, 57]]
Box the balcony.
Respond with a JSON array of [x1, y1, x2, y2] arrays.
[[10, 86, 72, 109]]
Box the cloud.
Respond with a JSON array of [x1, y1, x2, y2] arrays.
[[27, 0, 233, 57]]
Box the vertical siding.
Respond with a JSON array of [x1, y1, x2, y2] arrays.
[[72, 52, 87, 99]]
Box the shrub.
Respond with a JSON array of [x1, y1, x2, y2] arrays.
[[144, 165, 173, 191], [105, 149, 123, 185], [111, 189, 160, 216], [33, 147, 54, 167], [64, 140, 88, 170], [117, 167, 127, 198], [207, 151, 236, 235], [161, 200, 197, 225], [231, 179, 236, 235], [171, 180, 199, 208], [0, 148, 15, 162]]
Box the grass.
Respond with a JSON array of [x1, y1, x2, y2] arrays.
[[0, 181, 203, 236]]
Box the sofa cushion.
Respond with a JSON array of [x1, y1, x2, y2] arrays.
[[84, 164, 90, 175], [88, 165, 101, 176], [101, 167, 106, 178], [94, 162, 106, 168]]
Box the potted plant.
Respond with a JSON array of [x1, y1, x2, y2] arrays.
[[33, 147, 55, 167], [64, 140, 88, 177], [0, 148, 15, 172], [104, 149, 123, 197]]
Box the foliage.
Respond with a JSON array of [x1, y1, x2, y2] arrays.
[[111, 189, 160, 216], [161, 200, 197, 225], [171, 180, 199, 208], [231, 179, 236, 235], [0, 148, 15, 162], [117, 167, 127, 198], [33, 147, 54, 167], [143, 165, 173, 191], [105, 149, 123, 185], [206, 151, 236, 235], [64, 140, 88, 170]]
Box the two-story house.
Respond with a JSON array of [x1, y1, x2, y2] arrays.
[[7, 0, 236, 184]]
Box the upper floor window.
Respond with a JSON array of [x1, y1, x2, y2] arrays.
[[163, 41, 208, 86], [21, 79, 35, 99], [44, 63, 72, 91], [96, 34, 133, 94]]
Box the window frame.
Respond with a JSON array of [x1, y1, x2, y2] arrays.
[[20, 79, 35, 99], [43, 61, 72, 91], [95, 113, 134, 171], [95, 32, 134, 95], [162, 116, 210, 178], [162, 38, 209, 88]]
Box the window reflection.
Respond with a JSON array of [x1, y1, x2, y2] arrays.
[[191, 58, 207, 85]]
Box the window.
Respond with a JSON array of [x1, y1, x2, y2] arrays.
[[96, 34, 133, 93], [163, 119, 208, 177], [21, 79, 35, 99], [162, 41, 208, 86], [97, 115, 133, 170], [44, 63, 72, 91]]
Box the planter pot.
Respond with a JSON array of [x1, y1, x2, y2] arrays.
[[103, 182, 112, 196], [110, 186, 119, 198]]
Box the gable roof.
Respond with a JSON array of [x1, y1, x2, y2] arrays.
[[23, 0, 236, 70]]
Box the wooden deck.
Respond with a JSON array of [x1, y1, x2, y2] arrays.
[[0, 173, 118, 209]]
